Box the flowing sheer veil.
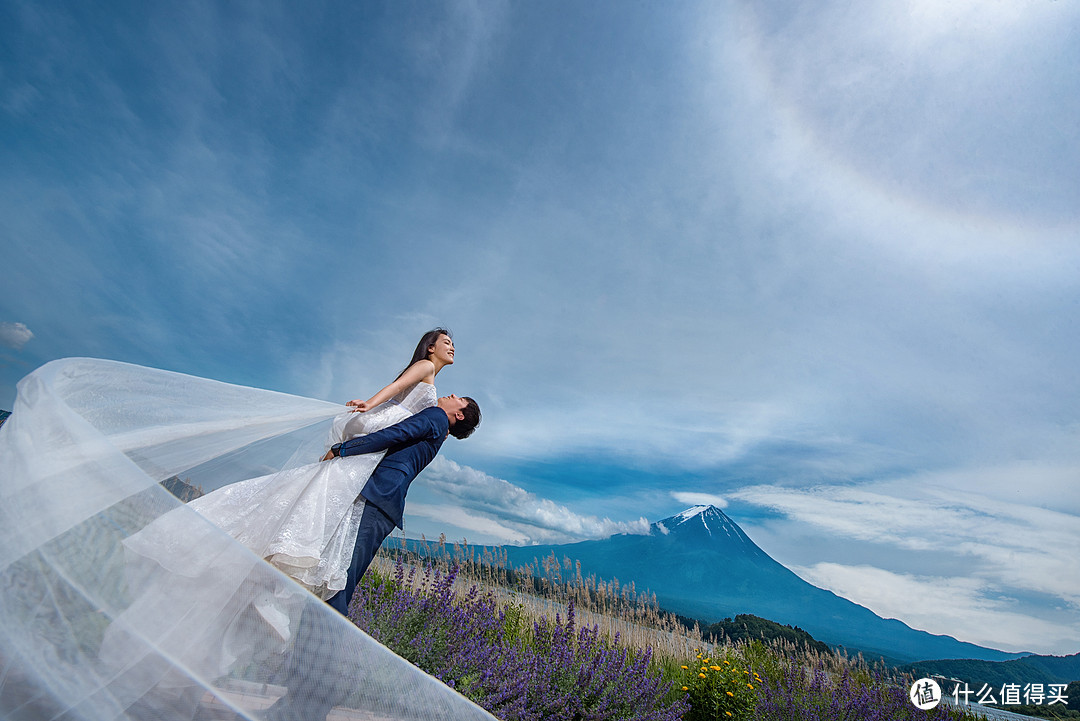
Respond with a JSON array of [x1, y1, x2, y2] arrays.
[[0, 358, 495, 721]]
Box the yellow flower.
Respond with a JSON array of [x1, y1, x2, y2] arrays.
[[681, 665, 688, 670], [711, 665, 722, 671], [723, 660, 730, 665], [681, 686, 688, 691], [726, 691, 734, 697], [726, 713, 732, 718], [699, 673, 707, 678], [747, 683, 754, 689]]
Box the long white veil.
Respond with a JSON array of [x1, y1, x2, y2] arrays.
[[0, 358, 495, 721]]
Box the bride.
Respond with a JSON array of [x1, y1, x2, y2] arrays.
[[157, 327, 457, 600]]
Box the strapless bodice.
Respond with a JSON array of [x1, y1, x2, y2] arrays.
[[338, 382, 437, 441], [390, 381, 437, 414]]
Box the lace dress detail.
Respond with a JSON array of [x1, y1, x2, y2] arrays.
[[124, 382, 437, 600]]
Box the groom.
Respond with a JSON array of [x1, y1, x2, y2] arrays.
[[264, 393, 481, 721], [324, 392, 481, 615]]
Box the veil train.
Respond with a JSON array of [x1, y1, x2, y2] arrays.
[[0, 358, 495, 721]]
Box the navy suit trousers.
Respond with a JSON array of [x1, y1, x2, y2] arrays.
[[327, 500, 397, 615]]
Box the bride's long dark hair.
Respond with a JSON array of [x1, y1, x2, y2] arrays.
[[397, 327, 451, 379]]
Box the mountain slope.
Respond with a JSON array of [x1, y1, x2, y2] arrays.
[[501, 506, 1026, 664]]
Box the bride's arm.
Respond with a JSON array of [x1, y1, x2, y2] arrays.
[[345, 359, 435, 412]]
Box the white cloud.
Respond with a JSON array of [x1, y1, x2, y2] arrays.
[[730, 481, 1080, 606], [791, 562, 1079, 655], [896, 463, 1080, 516], [419, 456, 650, 544], [0, 322, 33, 350], [470, 400, 802, 471], [405, 502, 529, 545], [671, 491, 728, 509]]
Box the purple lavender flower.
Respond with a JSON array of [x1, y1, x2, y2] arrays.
[[350, 561, 687, 721], [753, 655, 976, 720]]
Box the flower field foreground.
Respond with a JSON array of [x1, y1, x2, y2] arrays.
[[741, 640, 977, 721], [349, 558, 982, 721], [349, 561, 688, 720]]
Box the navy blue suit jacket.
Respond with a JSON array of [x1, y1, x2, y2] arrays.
[[338, 406, 448, 529]]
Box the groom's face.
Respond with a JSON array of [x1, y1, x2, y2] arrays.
[[437, 394, 468, 420]]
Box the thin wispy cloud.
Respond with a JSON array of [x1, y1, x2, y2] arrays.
[[730, 482, 1080, 605], [731, 475, 1080, 654], [671, 491, 728, 509], [413, 1, 507, 149], [734, 1, 1080, 221], [419, 457, 649, 545], [405, 502, 531, 545], [790, 562, 1077, 654]]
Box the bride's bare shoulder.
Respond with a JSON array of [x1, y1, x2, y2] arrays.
[[405, 359, 437, 385]]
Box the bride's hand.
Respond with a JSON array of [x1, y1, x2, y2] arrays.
[[346, 399, 370, 413]]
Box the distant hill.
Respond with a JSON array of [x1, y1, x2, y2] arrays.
[[499, 505, 1028, 664], [689, 613, 832, 656], [901, 653, 1080, 688], [0, 410, 10, 428]]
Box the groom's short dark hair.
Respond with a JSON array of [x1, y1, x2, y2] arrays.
[[449, 397, 481, 440]]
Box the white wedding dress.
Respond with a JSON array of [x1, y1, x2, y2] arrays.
[[0, 359, 494, 721], [144, 380, 437, 600], [97, 381, 437, 697]]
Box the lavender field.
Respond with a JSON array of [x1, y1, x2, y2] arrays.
[[347, 547, 982, 721]]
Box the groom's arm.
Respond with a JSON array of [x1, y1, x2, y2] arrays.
[[332, 409, 443, 458]]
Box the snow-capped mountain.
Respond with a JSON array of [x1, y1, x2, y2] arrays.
[[501, 505, 1024, 664], [654, 505, 766, 554]]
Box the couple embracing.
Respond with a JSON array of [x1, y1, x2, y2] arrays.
[[191, 327, 481, 615], [97, 329, 483, 718]]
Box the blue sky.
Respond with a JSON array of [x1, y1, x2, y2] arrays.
[[2, 1, 1078, 655]]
